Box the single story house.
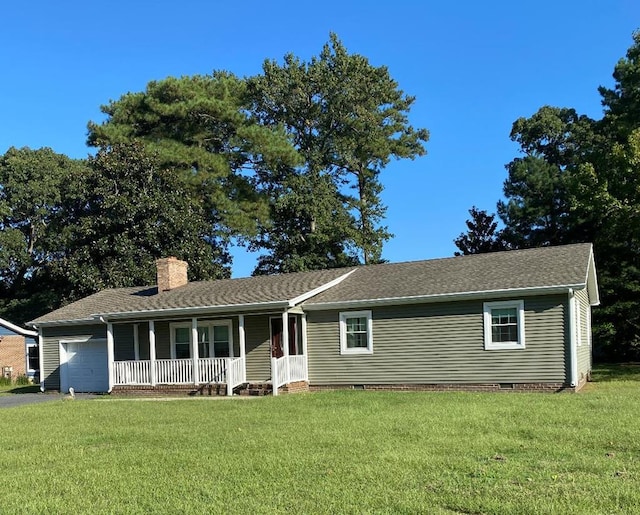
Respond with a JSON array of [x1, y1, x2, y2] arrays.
[[0, 317, 39, 382], [28, 243, 599, 394]]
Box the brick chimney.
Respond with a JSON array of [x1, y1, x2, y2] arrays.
[[156, 257, 188, 292]]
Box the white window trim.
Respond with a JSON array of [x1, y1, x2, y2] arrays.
[[170, 320, 233, 359], [483, 300, 525, 350], [25, 342, 38, 376], [339, 310, 373, 355]]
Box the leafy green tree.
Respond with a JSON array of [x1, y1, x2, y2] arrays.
[[249, 34, 429, 270], [51, 142, 228, 299], [0, 147, 87, 323], [87, 73, 299, 253], [461, 32, 640, 360], [454, 207, 505, 256]]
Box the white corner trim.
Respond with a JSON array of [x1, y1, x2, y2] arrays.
[[38, 331, 45, 392], [288, 269, 357, 307], [568, 289, 578, 387]]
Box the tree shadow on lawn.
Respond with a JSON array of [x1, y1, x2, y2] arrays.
[[592, 363, 640, 382], [0, 385, 41, 394]]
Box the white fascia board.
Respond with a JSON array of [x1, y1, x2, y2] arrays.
[[288, 269, 357, 307], [586, 247, 600, 306], [302, 284, 585, 311], [96, 300, 291, 321], [28, 318, 102, 328], [0, 317, 38, 337]]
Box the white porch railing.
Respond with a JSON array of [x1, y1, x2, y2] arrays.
[[156, 358, 193, 384], [113, 357, 247, 394], [271, 355, 308, 396], [113, 360, 151, 385]]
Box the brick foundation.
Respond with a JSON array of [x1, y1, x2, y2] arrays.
[[309, 382, 578, 393], [278, 380, 310, 394], [111, 383, 229, 397]]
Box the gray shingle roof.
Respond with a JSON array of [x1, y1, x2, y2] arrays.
[[30, 243, 595, 325], [304, 243, 594, 307], [30, 267, 355, 324]]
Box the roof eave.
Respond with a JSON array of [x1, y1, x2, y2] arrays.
[[302, 284, 586, 311], [0, 317, 38, 336], [586, 246, 601, 306], [103, 300, 291, 320]]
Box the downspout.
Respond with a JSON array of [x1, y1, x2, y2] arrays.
[[568, 289, 578, 388], [33, 325, 44, 393]]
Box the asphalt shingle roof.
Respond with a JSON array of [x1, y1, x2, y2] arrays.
[[30, 243, 594, 325], [304, 243, 594, 306], [30, 267, 355, 324]]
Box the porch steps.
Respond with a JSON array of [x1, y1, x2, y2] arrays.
[[236, 382, 273, 396]]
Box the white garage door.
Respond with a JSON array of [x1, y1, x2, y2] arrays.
[[63, 340, 109, 393]]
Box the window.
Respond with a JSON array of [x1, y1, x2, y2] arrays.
[[27, 344, 39, 372], [171, 320, 233, 359], [212, 325, 231, 358], [483, 300, 525, 350], [339, 310, 373, 355], [174, 326, 191, 359]]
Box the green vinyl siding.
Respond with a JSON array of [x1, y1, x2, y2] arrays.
[[575, 288, 592, 382], [306, 295, 568, 386], [41, 325, 106, 391], [244, 314, 271, 382]]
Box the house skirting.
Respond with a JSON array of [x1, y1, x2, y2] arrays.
[[309, 382, 584, 393]]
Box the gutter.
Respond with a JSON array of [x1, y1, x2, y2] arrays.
[[302, 283, 586, 311], [0, 317, 38, 337]]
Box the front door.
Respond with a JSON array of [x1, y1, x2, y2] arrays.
[[270, 316, 297, 358]]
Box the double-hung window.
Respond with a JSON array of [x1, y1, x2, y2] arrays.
[[173, 326, 191, 359], [483, 300, 525, 350], [171, 320, 233, 359], [339, 310, 373, 355]]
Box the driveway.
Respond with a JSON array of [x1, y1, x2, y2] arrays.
[[0, 392, 97, 408]]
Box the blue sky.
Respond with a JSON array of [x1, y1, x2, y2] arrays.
[[1, 1, 638, 277]]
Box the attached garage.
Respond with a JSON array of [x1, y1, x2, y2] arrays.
[[61, 339, 109, 393]]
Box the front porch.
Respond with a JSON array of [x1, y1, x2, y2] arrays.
[[106, 312, 308, 396]]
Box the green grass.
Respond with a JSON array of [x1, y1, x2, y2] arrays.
[[1, 367, 639, 514]]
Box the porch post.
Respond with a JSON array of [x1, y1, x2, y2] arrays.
[[106, 322, 114, 393], [301, 313, 308, 381], [191, 317, 200, 385], [238, 315, 246, 360], [149, 321, 157, 386], [282, 310, 290, 384]]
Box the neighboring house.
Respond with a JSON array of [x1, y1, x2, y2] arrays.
[[28, 243, 599, 394], [0, 317, 39, 382]]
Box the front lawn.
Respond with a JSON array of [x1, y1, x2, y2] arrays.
[[1, 367, 639, 514]]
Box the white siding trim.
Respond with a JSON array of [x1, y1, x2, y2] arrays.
[[568, 290, 578, 387], [38, 331, 44, 392], [106, 323, 114, 393]]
